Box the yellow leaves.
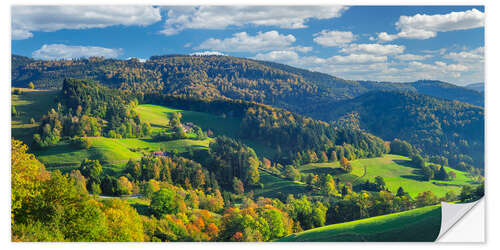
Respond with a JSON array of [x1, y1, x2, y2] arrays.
[[11, 139, 49, 213], [101, 199, 145, 242]]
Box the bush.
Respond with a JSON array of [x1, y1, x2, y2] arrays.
[[71, 137, 92, 149]]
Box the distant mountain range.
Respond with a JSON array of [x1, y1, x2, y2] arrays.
[[464, 82, 484, 92], [12, 54, 484, 107]]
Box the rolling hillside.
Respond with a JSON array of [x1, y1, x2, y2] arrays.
[[465, 82, 484, 92], [299, 154, 476, 198], [278, 205, 441, 242], [321, 90, 484, 171], [11, 88, 58, 144]]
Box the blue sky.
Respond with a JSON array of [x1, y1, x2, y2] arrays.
[[11, 5, 484, 85]]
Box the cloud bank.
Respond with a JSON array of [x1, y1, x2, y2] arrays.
[[32, 44, 122, 60], [12, 6, 162, 40]]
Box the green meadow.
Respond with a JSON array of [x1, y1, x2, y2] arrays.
[[37, 137, 211, 172], [135, 104, 276, 158], [135, 104, 241, 137], [252, 171, 310, 199], [299, 154, 476, 198], [11, 88, 58, 143], [278, 204, 441, 242]]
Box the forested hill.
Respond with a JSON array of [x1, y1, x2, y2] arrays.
[[12, 54, 483, 109], [320, 90, 484, 172]]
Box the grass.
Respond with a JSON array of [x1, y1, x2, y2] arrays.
[[278, 204, 441, 242], [11, 88, 58, 144], [299, 154, 476, 198], [135, 104, 241, 137], [135, 104, 276, 158], [37, 137, 211, 173], [252, 171, 310, 199]]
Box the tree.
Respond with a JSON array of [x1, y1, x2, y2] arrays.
[[445, 190, 457, 202], [28, 82, 35, 89], [141, 179, 160, 199], [70, 170, 87, 195], [116, 176, 133, 196], [421, 165, 434, 181], [101, 199, 145, 241], [329, 150, 338, 162], [341, 185, 348, 197], [150, 188, 178, 217], [411, 154, 425, 169], [79, 159, 103, 191], [322, 174, 337, 196], [11, 140, 49, 216], [374, 176, 386, 189], [415, 191, 438, 207], [339, 157, 350, 172], [448, 171, 457, 180], [390, 139, 413, 156], [12, 105, 17, 116], [396, 186, 406, 197], [319, 152, 328, 163], [435, 165, 449, 181], [284, 165, 300, 181], [233, 177, 244, 195]]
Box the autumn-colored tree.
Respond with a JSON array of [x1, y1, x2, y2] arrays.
[[448, 171, 457, 180], [28, 82, 35, 89], [101, 199, 145, 241], [117, 176, 133, 196], [262, 157, 271, 169], [320, 151, 328, 163], [233, 177, 244, 195], [415, 190, 438, 208], [11, 139, 49, 217], [329, 150, 338, 162], [322, 174, 337, 196], [70, 170, 88, 195]]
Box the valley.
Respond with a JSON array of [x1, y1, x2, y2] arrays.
[[11, 55, 484, 243]]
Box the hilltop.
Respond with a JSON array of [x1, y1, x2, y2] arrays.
[[278, 205, 441, 242]]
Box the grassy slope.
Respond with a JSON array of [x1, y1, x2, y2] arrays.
[[37, 137, 211, 171], [135, 104, 276, 158], [252, 171, 310, 199], [11, 89, 58, 144], [135, 104, 241, 136], [299, 154, 475, 198], [279, 205, 441, 242]]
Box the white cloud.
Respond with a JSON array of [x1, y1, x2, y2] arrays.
[[32, 44, 122, 60], [445, 47, 484, 62], [12, 6, 162, 40], [330, 54, 387, 64], [340, 43, 405, 55], [252, 48, 481, 84], [254, 50, 299, 62], [377, 8, 484, 42], [126, 57, 147, 63], [161, 6, 348, 35], [189, 51, 226, 56], [255, 50, 386, 67], [197, 31, 296, 52], [313, 30, 355, 47], [291, 46, 313, 53], [395, 53, 432, 61]]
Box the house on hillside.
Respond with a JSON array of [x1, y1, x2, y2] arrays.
[[152, 150, 165, 157], [182, 122, 195, 133]]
